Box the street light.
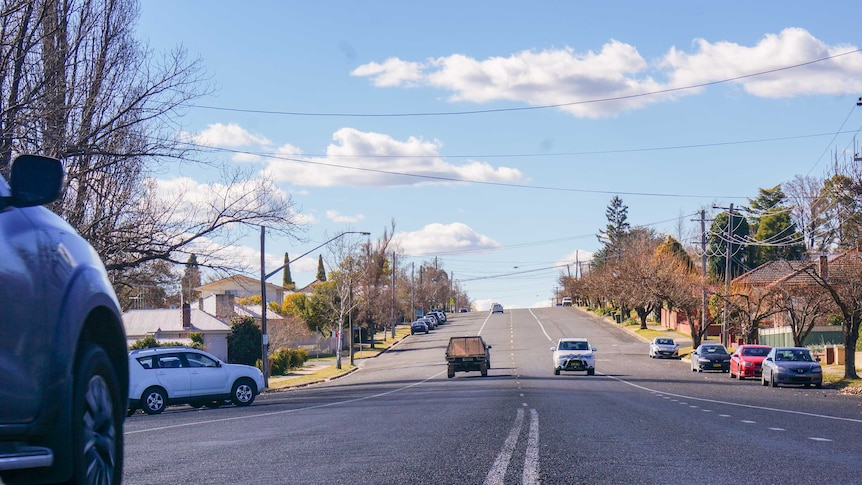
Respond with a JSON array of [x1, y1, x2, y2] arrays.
[[259, 230, 370, 389]]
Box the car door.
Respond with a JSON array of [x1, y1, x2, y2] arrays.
[[155, 353, 192, 398], [184, 351, 229, 396], [0, 185, 51, 424]]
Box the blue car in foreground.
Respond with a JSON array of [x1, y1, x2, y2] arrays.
[[0, 155, 128, 484]]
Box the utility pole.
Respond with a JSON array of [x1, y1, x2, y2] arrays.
[[724, 203, 733, 346], [391, 251, 396, 338], [691, 210, 709, 344]]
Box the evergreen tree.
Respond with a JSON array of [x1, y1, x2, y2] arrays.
[[282, 252, 296, 290], [594, 196, 630, 267], [180, 254, 202, 302], [708, 210, 753, 280], [227, 316, 262, 366], [748, 185, 805, 265], [316, 254, 327, 282]]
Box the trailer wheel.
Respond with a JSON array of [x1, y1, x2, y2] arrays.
[[447, 364, 455, 378], [480, 364, 488, 377]]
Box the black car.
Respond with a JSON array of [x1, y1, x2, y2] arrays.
[[411, 320, 429, 334], [690, 343, 731, 373], [0, 155, 128, 484]]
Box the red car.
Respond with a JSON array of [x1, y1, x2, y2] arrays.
[[730, 344, 772, 380]]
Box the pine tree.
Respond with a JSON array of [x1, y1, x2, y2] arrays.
[[316, 254, 327, 282], [282, 252, 296, 290], [181, 254, 202, 302]]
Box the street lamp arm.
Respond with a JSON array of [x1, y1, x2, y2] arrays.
[[264, 231, 370, 280]]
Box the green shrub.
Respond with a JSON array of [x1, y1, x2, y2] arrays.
[[269, 347, 310, 376]]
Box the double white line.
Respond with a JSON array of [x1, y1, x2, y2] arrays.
[[485, 408, 540, 485]]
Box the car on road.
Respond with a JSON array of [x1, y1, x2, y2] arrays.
[[760, 347, 823, 388], [0, 154, 128, 484], [648, 337, 680, 359], [561, 297, 573, 306], [128, 347, 265, 415], [491, 303, 504, 314], [411, 320, 429, 334], [552, 338, 596, 375], [431, 310, 447, 324], [459, 307, 469, 313], [423, 313, 439, 329], [729, 344, 771, 380], [690, 343, 730, 372]]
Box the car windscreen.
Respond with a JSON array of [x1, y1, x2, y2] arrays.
[[742, 347, 770, 357]]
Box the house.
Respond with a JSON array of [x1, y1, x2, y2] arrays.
[[196, 274, 287, 304], [123, 302, 232, 360]]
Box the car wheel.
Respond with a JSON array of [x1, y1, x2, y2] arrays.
[[480, 364, 488, 377], [771, 375, 778, 388], [231, 378, 257, 406], [411, 330, 415, 335], [447, 364, 455, 378], [554, 367, 560, 376], [815, 382, 823, 389], [738, 373, 744, 380], [70, 343, 123, 484], [142, 387, 167, 415], [587, 368, 595, 376]]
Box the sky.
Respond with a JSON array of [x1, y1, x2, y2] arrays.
[[135, 1, 862, 311]]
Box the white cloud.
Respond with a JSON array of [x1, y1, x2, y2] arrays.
[[663, 27, 862, 97], [192, 123, 272, 148], [352, 28, 862, 117], [393, 222, 500, 255], [263, 127, 527, 187], [326, 210, 365, 223]]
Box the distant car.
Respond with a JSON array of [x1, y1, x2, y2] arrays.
[[128, 347, 265, 415], [0, 154, 128, 484], [552, 338, 596, 375], [411, 320, 429, 334], [690, 343, 730, 372], [459, 307, 469, 313], [761, 347, 823, 388], [649, 337, 680, 359], [561, 297, 573, 306], [730, 344, 771, 380], [422, 314, 438, 329], [431, 310, 447, 324], [491, 303, 504, 314]]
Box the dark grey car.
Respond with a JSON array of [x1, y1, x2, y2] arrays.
[[0, 155, 127, 484], [690, 343, 731, 373], [761, 347, 823, 388]]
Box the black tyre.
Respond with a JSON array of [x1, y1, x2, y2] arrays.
[[231, 378, 257, 406], [480, 364, 488, 377], [447, 364, 455, 378], [771, 375, 778, 388], [142, 387, 167, 415], [554, 367, 560, 376], [70, 343, 124, 484], [587, 368, 595, 376]]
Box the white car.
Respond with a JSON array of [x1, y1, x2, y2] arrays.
[[552, 338, 596, 375], [648, 337, 680, 359], [128, 347, 265, 415]]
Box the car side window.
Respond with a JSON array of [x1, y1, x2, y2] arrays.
[[135, 356, 155, 369], [185, 352, 218, 368], [157, 354, 184, 368]]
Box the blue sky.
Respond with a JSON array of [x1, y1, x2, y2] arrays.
[[136, 2, 862, 310]]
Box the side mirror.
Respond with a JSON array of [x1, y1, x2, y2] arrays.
[[6, 155, 64, 207], [815, 356, 821, 362], [592, 347, 597, 352], [550, 346, 556, 352], [486, 345, 492, 349]]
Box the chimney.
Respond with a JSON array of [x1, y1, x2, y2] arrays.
[[182, 303, 192, 328], [818, 255, 828, 280], [215, 293, 236, 319]]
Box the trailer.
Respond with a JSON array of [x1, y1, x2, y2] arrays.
[[446, 336, 492, 378]]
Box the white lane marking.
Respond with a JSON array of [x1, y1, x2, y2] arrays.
[[604, 374, 862, 424], [741, 420, 756, 424], [528, 308, 554, 342], [523, 409, 540, 485], [808, 437, 832, 442], [485, 409, 524, 485], [769, 428, 786, 431], [126, 370, 447, 434]]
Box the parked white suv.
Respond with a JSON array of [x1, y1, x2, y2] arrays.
[[128, 347, 265, 415], [552, 338, 596, 375]]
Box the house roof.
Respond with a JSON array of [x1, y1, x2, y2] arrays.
[[732, 260, 809, 287], [195, 274, 285, 294], [235, 304, 285, 321], [297, 279, 326, 294], [123, 308, 231, 337], [770, 251, 861, 289]]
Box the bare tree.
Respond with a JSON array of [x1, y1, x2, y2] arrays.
[[0, 0, 302, 297], [771, 283, 834, 347]]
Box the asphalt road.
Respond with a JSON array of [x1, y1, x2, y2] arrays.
[[122, 308, 862, 484]]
